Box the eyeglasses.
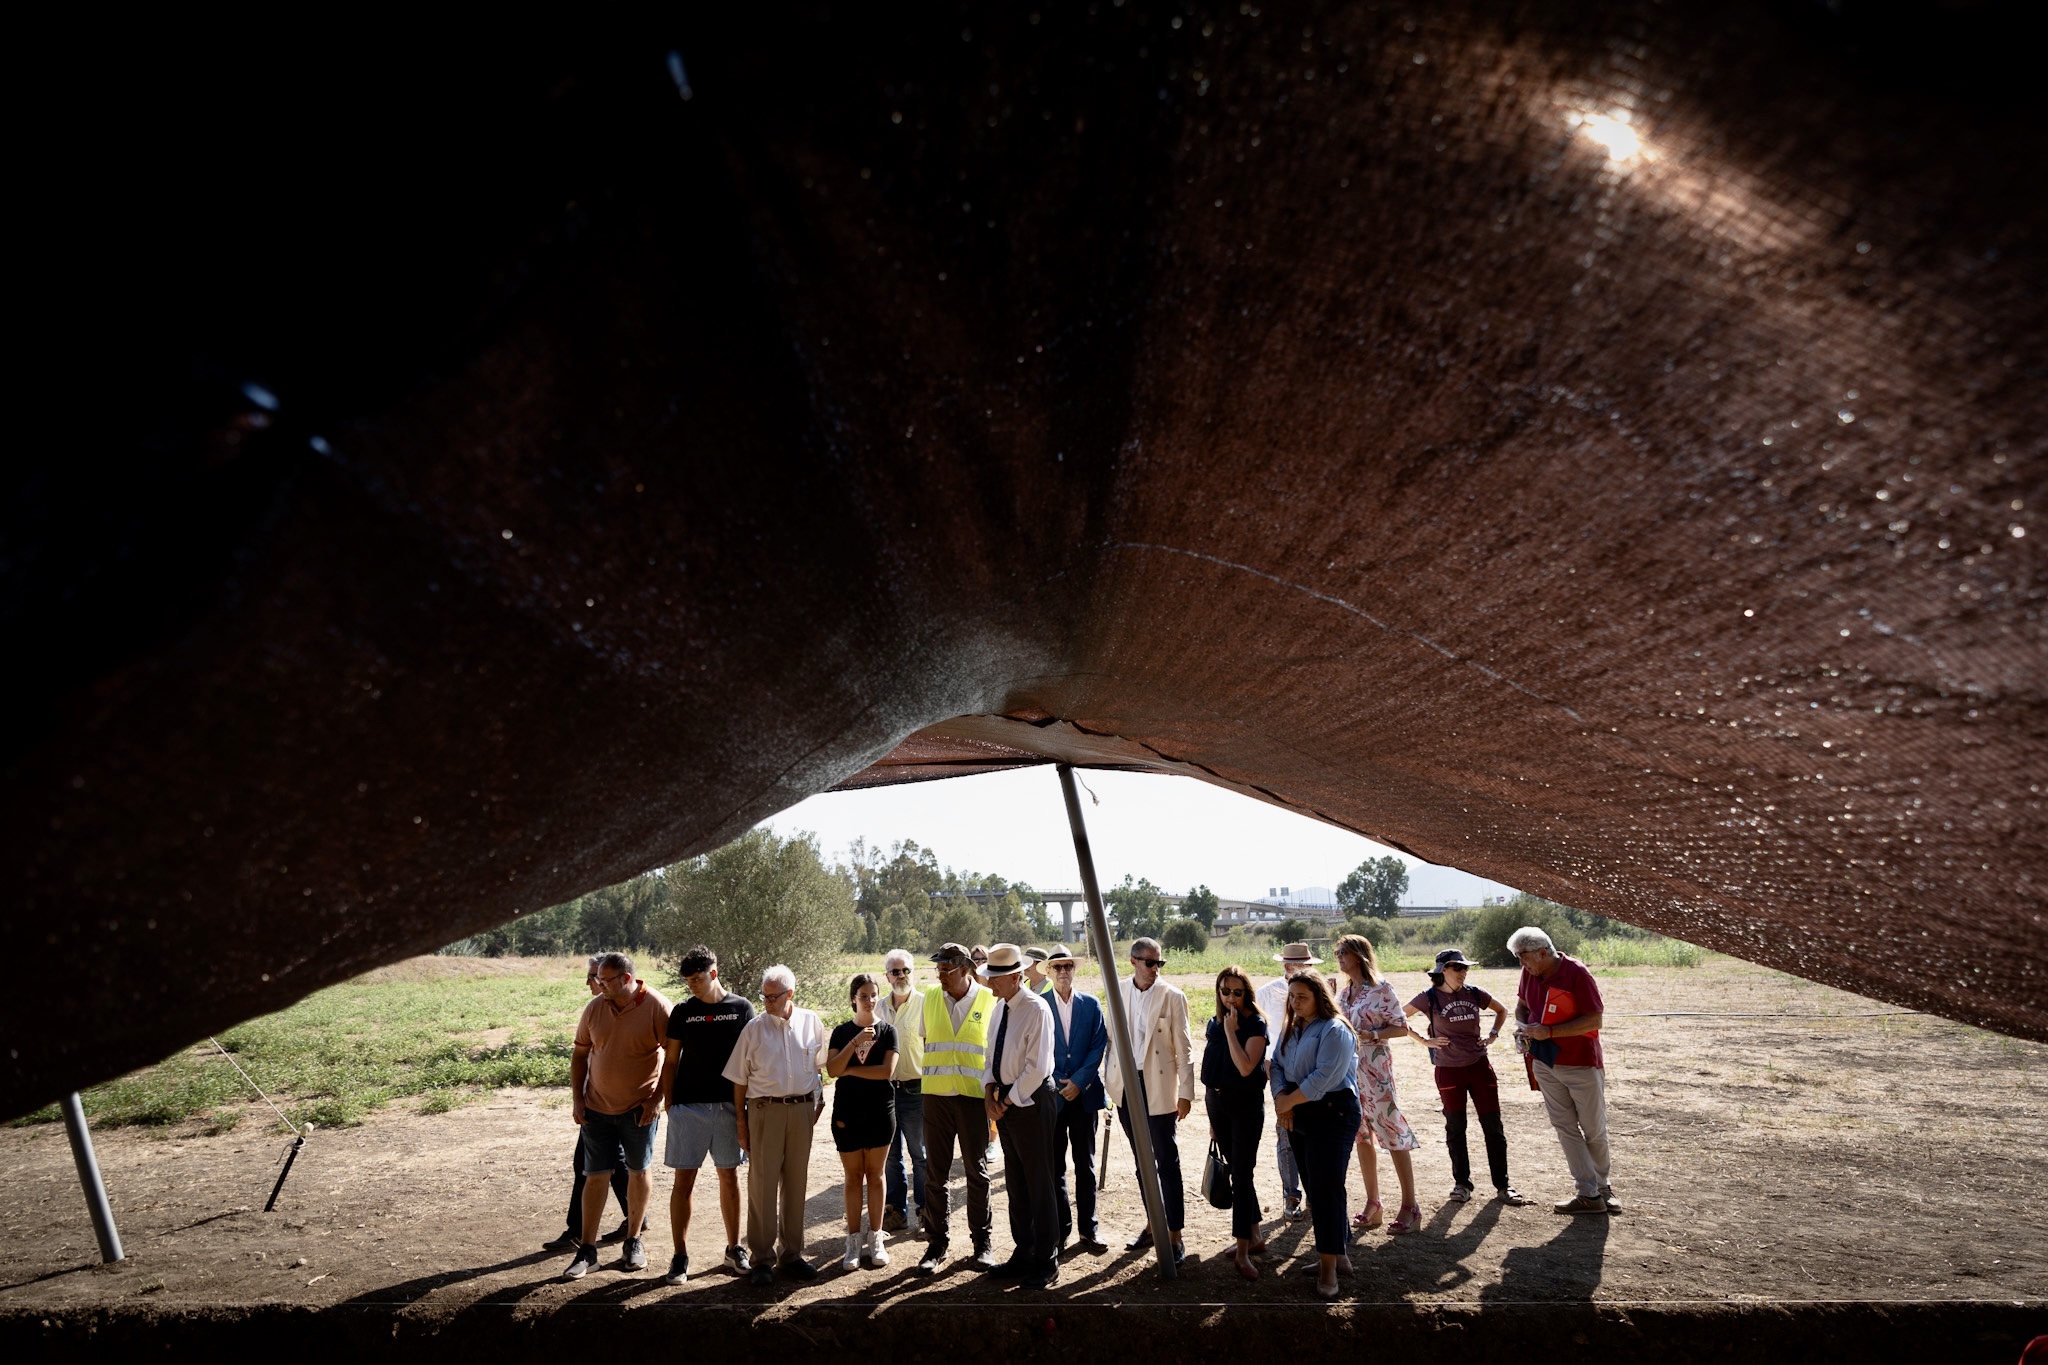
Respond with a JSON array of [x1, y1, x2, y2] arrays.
[[1130, 957, 1162, 969], [761, 988, 790, 1003], [597, 973, 626, 987], [886, 968, 911, 977]]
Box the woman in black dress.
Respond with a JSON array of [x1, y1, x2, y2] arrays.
[[1203, 964, 1271, 1280], [827, 973, 899, 1270]]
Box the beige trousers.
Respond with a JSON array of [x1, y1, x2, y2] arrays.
[[1532, 1062, 1611, 1197], [746, 1098, 817, 1265]]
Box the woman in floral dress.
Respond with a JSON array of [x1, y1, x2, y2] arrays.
[[1334, 933, 1425, 1234]]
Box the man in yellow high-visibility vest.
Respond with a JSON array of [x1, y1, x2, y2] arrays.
[[914, 942, 998, 1273]]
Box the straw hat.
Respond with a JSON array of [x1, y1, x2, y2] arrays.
[[983, 944, 1026, 976], [1274, 941, 1322, 965]]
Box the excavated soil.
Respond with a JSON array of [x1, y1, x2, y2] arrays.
[[3, 959, 2042, 1360]]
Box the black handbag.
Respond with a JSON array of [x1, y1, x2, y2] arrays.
[[1201, 1139, 1232, 1210]]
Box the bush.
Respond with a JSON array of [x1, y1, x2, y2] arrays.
[[1466, 899, 1584, 968], [1339, 916, 1393, 950], [653, 828, 857, 999], [927, 902, 992, 954], [1162, 919, 1209, 954], [1273, 917, 1312, 945]]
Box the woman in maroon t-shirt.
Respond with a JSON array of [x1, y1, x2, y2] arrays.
[[1404, 949, 1531, 1206]]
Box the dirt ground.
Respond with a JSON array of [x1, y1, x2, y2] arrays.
[[3, 957, 2043, 1357]]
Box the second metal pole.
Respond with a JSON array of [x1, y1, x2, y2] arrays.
[[59, 1093, 123, 1264], [1057, 764, 1176, 1277]]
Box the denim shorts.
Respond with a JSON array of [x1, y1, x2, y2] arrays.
[[580, 1106, 660, 1173], [665, 1101, 746, 1170]]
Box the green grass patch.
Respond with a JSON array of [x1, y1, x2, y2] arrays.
[[1578, 936, 1707, 968], [13, 967, 592, 1132]]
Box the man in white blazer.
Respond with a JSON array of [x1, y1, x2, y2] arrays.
[[1103, 936, 1195, 1261]]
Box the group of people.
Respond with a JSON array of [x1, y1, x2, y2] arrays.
[[551, 925, 1617, 1299]]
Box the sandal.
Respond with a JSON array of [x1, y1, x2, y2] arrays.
[[1388, 1203, 1423, 1235], [1352, 1200, 1384, 1230]]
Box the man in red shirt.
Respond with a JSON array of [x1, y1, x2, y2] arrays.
[[1510, 927, 1619, 1215]]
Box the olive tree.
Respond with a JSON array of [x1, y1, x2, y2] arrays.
[[654, 828, 857, 1002]]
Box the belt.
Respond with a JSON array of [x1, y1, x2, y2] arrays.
[[891, 1079, 923, 1089], [749, 1093, 818, 1104]]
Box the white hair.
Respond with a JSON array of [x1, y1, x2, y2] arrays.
[[761, 963, 796, 993], [883, 948, 914, 971], [1507, 926, 1555, 956]]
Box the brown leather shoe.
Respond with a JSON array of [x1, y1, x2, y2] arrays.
[[1553, 1194, 1608, 1215]]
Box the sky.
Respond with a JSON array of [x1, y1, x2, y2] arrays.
[[759, 765, 1520, 906]]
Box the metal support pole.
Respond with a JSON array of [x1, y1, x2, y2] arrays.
[[59, 1093, 123, 1264], [1057, 764, 1176, 1277]]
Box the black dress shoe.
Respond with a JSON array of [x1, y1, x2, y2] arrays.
[[1022, 1259, 1062, 1290], [1125, 1228, 1154, 1252], [599, 1220, 631, 1245], [541, 1229, 579, 1251], [780, 1256, 820, 1281], [986, 1256, 1028, 1278]]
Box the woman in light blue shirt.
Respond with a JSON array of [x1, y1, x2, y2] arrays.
[[1269, 970, 1362, 1299]]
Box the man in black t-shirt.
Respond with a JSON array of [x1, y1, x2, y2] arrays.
[[654, 945, 755, 1284]]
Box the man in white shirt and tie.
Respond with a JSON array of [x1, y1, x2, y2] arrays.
[[980, 943, 1062, 1290]]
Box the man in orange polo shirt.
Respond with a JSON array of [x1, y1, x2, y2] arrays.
[[562, 951, 673, 1279]]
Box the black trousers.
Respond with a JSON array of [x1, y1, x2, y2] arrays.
[[920, 1092, 993, 1248], [1286, 1088, 1362, 1257], [1208, 1088, 1265, 1239], [1117, 1088, 1186, 1233], [997, 1084, 1060, 1268], [1053, 1098, 1100, 1240], [566, 1134, 628, 1236]]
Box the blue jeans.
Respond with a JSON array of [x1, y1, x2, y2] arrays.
[[885, 1082, 926, 1217], [1273, 1113, 1302, 1206]]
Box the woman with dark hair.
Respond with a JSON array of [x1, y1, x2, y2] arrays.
[[826, 974, 900, 1270], [1269, 970, 1361, 1300], [1333, 932, 1424, 1235], [1202, 965, 1270, 1279], [1405, 949, 1531, 1207]]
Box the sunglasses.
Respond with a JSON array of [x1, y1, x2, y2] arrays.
[[1051, 962, 1076, 971], [1219, 987, 1246, 997], [1130, 957, 1163, 969], [1443, 963, 1469, 972], [886, 968, 911, 976]]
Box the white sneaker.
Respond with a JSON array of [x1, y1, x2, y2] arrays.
[[841, 1234, 861, 1271], [865, 1231, 889, 1268]]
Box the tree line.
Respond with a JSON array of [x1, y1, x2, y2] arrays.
[[444, 830, 1624, 989]]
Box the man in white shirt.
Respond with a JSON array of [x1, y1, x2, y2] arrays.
[[981, 944, 1061, 1289], [1104, 936, 1195, 1262], [1256, 942, 1322, 1220], [876, 947, 927, 1233], [723, 963, 828, 1285]]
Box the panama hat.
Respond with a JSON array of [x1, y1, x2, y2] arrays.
[[983, 943, 1026, 976], [1274, 942, 1322, 965]]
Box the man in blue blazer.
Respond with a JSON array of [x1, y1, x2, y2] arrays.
[[1043, 945, 1109, 1249]]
